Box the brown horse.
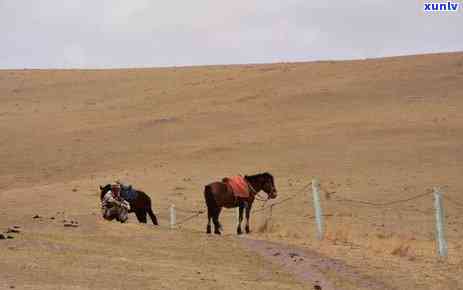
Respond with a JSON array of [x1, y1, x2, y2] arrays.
[[99, 184, 159, 225], [203, 172, 277, 235]]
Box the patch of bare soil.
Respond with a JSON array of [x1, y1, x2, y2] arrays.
[[241, 238, 394, 290]]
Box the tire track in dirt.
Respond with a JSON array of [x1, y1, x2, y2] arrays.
[[240, 238, 395, 290]]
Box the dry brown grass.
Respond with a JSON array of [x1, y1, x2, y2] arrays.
[[1, 52, 463, 289]]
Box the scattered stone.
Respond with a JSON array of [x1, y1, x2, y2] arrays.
[[288, 252, 300, 258], [72, 188, 78, 192], [50, 217, 55, 220], [314, 285, 322, 290], [391, 245, 410, 257], [272, 252, 281, 256], [64, 223, 78, 228], [32, 215, 41, 219], [13, 226, 20, 229], [0, 234, 5, 239], [7, 228, 20, 233]]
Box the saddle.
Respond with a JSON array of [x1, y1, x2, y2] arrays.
[[222, 175, 250, 198], [120, 185, 138, 202]]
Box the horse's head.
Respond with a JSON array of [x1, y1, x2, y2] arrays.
[[99, 184, 112, 200], [246, 172, 277, 199], [261, 172, 277, 199]]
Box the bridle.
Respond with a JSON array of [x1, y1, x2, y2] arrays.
[[247, 179, 275, 201], [248, 182, 258, 195]]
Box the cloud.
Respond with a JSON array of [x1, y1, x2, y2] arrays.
[[0, 0, 462, 68]]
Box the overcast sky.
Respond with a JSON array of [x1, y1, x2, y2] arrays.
[[1, 0, 462, 68]]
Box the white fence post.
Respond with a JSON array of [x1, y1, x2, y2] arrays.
[[170, 204, 176, 229], [332, 211, 338, 244], [312, 178, 324, 240], [433, 188, 448, 257], [268, 204, 274, 231]]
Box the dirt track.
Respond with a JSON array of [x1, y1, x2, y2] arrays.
[[1, 52, 463, 289], [241, 238, 396, 290]]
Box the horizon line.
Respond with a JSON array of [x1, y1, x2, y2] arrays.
[[1, 50, 462, 71]]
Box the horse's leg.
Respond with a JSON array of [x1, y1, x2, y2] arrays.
[[237, 201, 244, 235], [245, 202, 252, 234], [217, 207, 223, 231], [212, 207, 221, 235], [204, 185, 217, 234], [135, 209, 147, 223], [206, 207, 212, 234]]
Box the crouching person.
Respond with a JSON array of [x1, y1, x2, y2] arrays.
[[101, 185, 131, 223]]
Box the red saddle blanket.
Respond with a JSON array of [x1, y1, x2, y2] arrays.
[[224, 175, 250, 198]]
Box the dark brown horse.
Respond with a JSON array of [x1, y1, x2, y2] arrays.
[[203, 172, 277, 235], [99, 184, 159, 225]]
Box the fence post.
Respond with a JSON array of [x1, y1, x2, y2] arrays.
[[312, 178, 324, 240], [332, 211, 338, 244], [268, 204, 274, 231], [433, 188, 448, 257], [170, 204, 176, 229]]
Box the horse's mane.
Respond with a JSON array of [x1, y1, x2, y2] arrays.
[[245, 172, 274, 184]]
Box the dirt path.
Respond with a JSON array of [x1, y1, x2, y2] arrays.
[[240, 238, 395, 290]]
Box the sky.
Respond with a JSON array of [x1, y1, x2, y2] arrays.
[[1, 0, 462, 68]]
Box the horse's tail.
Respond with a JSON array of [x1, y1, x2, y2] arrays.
[[147, 207, 159, 225], [204, 185, 218, 218]]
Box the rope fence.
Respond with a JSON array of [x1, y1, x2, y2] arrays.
[[153, 181, 313, 227], [331, 191, 431, 207], [443, 195, 463, 208], [133, 178, 462, 258]]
